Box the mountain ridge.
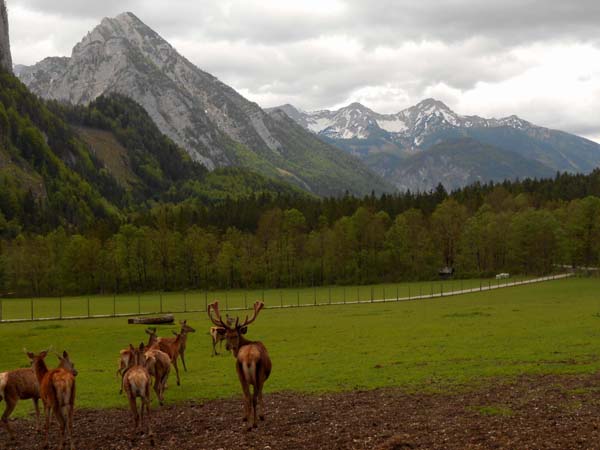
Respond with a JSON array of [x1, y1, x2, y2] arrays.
[[269, 99, 600, 191], [17, 12, 392, 197]]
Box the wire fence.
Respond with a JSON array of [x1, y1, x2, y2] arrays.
[[0, 273, 573, 323]]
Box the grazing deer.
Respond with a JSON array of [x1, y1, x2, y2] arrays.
[[158, 321, 195, 372], [210, 315, 235, 356], [208, 301, 271, 430], [27, 350, 77, 450], [143, 348, 171, 406], [122, 343, 153, 443], [117, 328, 158, 394]]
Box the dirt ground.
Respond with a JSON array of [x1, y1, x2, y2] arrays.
[[1, 373, 600, 450]]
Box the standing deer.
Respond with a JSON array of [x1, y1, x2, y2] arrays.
[[210, 316, 235, 356], [26, 350, 77, 450], [117, 327, 158, 394], [122, 343, 153, 444], [147, 327, 187, 386], [208, 301, 271, 430], [0, 368, 40, 439], [143, 348, 171, 406], [1, 353, 77, 441], [158, 321, 195, 372]]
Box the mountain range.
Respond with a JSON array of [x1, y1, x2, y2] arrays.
[[15, 12, 391, 197], [270, 100, 600, 190]]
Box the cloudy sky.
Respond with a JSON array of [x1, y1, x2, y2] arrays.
[[7, 0, 600, 142]]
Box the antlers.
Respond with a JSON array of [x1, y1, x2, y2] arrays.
[[208, 301, 265, 329]]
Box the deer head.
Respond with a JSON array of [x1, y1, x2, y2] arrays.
[[207, 301, 265, 356], [179, 320, 196, 334], [56, 350, 78, 377], [145, 327, 158, 346], [128, 343, 148, 367]]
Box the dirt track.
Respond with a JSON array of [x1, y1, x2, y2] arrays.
[[1, 373, 600, 450]]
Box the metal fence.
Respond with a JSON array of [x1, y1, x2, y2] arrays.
[[0, 273, 573, 323]]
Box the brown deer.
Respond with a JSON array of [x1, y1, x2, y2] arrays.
[[143, 348, 171, 405], [0, 368, 40, 439], [210, 316, 235, 356], [147, 327, 187, 386], [122, 343, 153, 443], [27, 350, 77, 450], [208, 301, 271, 430], [117, 327, 158, 394], [1, 352, 78, 440], [158, 321, 195, 372]]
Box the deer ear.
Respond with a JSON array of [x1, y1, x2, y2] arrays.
[[63, 350, 69, 359], [240, 326, 248, 335]]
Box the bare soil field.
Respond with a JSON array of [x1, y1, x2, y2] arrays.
[[2, 373, 600, 450]]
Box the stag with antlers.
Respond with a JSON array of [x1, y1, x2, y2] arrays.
[[26, 350, 77, 450], [208, 301, 271, 430]]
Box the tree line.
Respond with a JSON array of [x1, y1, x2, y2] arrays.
[[3, 189, 599, 297]]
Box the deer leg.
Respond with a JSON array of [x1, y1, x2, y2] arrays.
[[180, 349, 188, 372], [172, 358, 181, 386], [127, 395, 139, 435], [236, 363, 252, 429], [54, 407, 66, 450], [1, 398, 16, 439], [257, 377, 266, 421], [252, 385, 259, 428], [43, 405, 51, 449], [33, 398, 41, 431]]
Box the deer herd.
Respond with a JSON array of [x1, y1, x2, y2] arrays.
[[0, 300, 270, 448]]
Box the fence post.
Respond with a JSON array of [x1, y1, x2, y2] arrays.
[[343, 287, 346, 304], [383, 287, 386, 303], [59, 296, 63, 319], [113, 294, 116, 317], [87, 297, 90, 318], [408, 286, 411, 300], [297, 291, 300, 307], [30, 297, 34, 320], [396, 286, 399, 301], [313, 286, 316, 306], [328, 287, 331, 305], [357, 287, 360, 303], [441, 283, 443, 297], [262, 290, 265, 302], [370, 287, 373, 303], [280, 291, 283, 308]]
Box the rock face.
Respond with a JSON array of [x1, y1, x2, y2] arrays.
[[17, 12, 391, 196], [0, 0, 12, 73], [271, 99, 600, 191]]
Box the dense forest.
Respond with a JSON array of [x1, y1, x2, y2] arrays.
[[3, 185, 600, 297], [2, 70, 600, 297]]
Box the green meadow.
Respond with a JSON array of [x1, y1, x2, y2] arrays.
[[1, 277, 599, 418]]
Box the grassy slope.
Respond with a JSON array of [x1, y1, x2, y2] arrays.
[[1, 278, 599, 417]]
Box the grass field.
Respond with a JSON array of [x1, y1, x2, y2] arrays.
[[1, 277, 599, 419], [0, 277, 531, 321]]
